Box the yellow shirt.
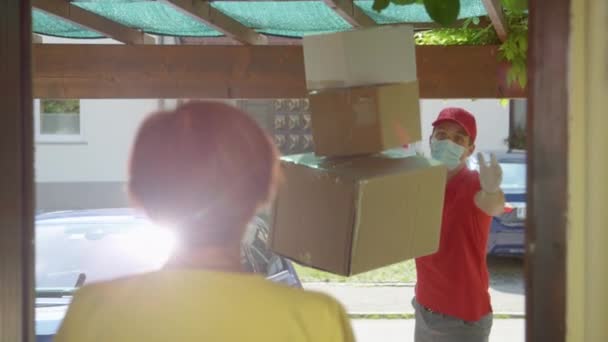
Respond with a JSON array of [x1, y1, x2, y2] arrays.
[[54, 270, 354, 342]]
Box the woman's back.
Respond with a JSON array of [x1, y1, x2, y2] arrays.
[[54, 102, 354, 341], [54, 270, 354, 342]]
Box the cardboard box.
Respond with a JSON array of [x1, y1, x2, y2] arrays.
[[269, 150, 447, 276], [309, 82, 421, 157], [303, 25, 416, 90]]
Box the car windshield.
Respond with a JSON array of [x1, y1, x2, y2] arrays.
[[500, 162, 527, 190], [35, 218, 176, 290]]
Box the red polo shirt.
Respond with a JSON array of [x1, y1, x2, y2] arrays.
[[415, 166, 493, 322]]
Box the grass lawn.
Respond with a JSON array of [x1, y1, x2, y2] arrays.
[[293, 260, 417, 283]]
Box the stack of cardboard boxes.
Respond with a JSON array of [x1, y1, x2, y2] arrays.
[[269, 26, 448, 276]]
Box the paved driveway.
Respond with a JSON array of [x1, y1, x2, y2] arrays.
[[352, 318, 525, 342]]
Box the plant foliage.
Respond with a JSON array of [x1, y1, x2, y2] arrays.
[[376, 0, 529, 88]]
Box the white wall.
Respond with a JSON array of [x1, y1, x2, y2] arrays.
[[35, 99, 159, 183], [416, 99, 510, 157], [35, 98, 509, 183], [35, 99, 238, 184]]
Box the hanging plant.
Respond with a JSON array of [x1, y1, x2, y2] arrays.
[[498, 11, 528, 88], [373, 0, 529, 88], [414, 19, 498, 46], [422, 0, 461, 26], [373, 0, 461, 25]]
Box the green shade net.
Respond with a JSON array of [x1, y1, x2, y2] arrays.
[[33, 0, 488, 39], [34, 1, 221, 38], [33, 10, 102, 38], [211, 1, 352, 37], [75, 2, 221, 36]]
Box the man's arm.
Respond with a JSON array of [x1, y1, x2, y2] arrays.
[[474, 153, 506, 216]]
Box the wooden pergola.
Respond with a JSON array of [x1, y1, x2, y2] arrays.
[[27, 0, 525, 99], [5, 0, 596, 341]]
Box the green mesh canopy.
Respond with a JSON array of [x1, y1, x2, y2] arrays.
[[34, 2, 221, 38], [33, 0, 490, 39], [212, 2, 352, 37], [75, 2, 221, 36], [34, 10, 103, 38]]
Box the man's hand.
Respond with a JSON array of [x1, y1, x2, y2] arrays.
[[475, 153, 506, 216], [478, 153, 502, 193]]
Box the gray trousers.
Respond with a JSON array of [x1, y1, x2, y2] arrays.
[[412, 298, 493, 342]]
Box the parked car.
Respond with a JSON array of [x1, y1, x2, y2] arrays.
[[34, 208, 300, 342], [468, 150, 526, 257]]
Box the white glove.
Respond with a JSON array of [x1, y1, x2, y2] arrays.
[[478, 153, 502, 193]]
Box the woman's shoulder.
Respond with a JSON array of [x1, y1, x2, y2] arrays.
[[73, 271, 346, 315], [69, 272, 157, 303]]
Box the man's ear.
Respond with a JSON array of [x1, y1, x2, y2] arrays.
[[467, 143, 476, 158]]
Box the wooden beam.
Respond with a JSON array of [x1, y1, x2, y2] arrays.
[[526, 0, 569, 340], [32, 44, 525, 99], [180, 19, 493, 44], [416, 45, 525, 98], [160, 0, 268, 45], [482, 0, 509, 42], [322, 0, 376, 28], [32, 0, 155, 45], [0, 1, 35, 342]]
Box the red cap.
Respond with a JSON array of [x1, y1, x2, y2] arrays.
[[432, 107, 477, 142]]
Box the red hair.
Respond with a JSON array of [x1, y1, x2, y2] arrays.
[[128, 101, 280, 245]]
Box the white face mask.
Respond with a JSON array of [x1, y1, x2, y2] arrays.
[[430, 138, 466, 170]]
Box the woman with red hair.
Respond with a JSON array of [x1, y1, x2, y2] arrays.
[[55, 101, 354, 342]]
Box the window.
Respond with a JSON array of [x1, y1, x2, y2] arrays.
[[34, 99, 84, 143]]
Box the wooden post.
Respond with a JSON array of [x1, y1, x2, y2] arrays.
[[0, 1, 35, 342], [526, 0, 569, 341]]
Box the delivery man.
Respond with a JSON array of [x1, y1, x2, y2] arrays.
[[413, 107, 505, 342]]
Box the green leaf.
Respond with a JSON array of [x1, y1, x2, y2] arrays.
[[423, 0, 460, 26], [518, 35, 528, 52], [518, 71, 527, 88], [372, 0, 390, 12], [390, 0, 417, 4], [501, 0, 528, 14], [507, 70, 516, 85]]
